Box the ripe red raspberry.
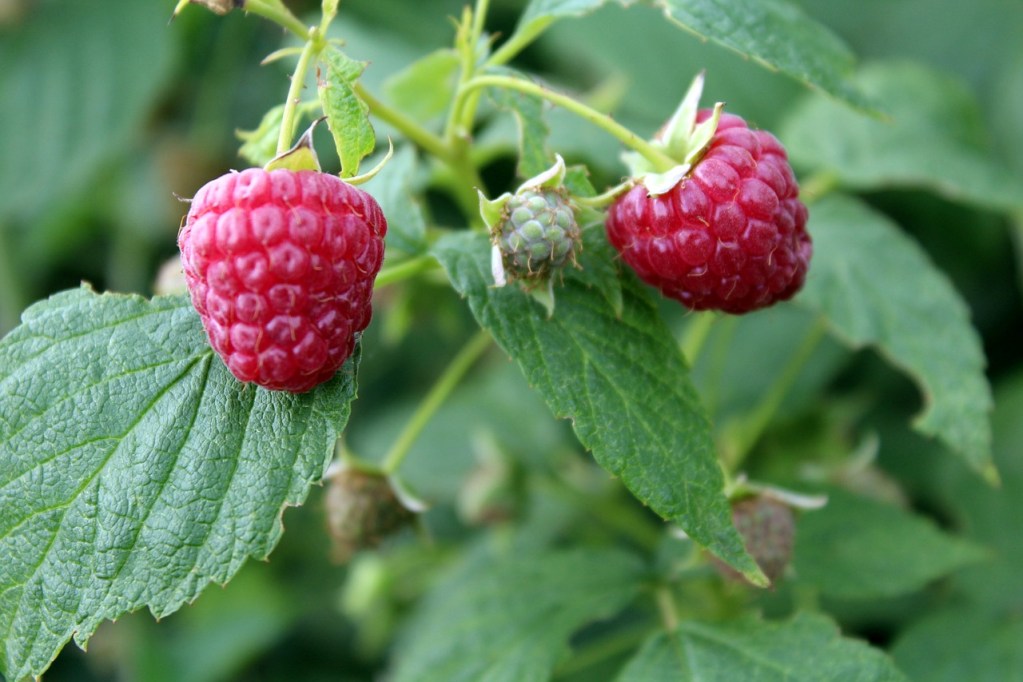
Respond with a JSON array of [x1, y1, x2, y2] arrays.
[[607, 110, 810, 314], [179, 168, 387, 393]]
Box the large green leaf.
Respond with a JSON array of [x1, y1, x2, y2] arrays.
[[389, 547, 643, 682], [797, 195, 994, 480], [433, 232, 763, 583], [781, 61, 1023, 212], [655, 0, 875, 113], [0, 0, 174, 221], [0, 288, 358, 680], [794, 488, 987, 600], [616, 612, 907, 681]]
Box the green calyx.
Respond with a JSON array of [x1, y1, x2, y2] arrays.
[[623, 71, 725, 196], [479, 155, 582, 296], [264, 117, 323, 172]]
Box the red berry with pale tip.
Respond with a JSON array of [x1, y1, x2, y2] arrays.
[[607, 111, 810, 314], [179, 168, 387, 392]]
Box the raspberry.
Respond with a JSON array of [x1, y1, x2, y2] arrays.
[[607, 110, 811, 314], [324, 466, 419, 564], [712, 495, 796, 586], [494, 188, 579, 283], [178, 167, 387, 393]]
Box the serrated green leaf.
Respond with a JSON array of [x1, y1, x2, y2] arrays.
[[797, 195, 994, 479], [432, 232, 762, 582], [319, 49, 375, 178], [0, 0, 173, 221], [0, 288, 358, 680], [358, 145, 428, 256], [486, 74, 553, 179], [794, 488, 988, 599], [616, 612, 907, 681], [390, 547, 643, 682], [892, 608, 1023, 682], [781, 61, 1023, 212], [655, 0, 877, 114], [383, 49, 460, 121]]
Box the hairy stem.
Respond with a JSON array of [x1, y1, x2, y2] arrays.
[[460, 75, 678, 172], [381, 329, 492, 473], [276, 33, 321, 155]]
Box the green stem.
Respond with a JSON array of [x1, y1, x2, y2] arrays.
[[459, 75, 679, 172], [244, 0, 310, 40], [276, 33, 321, 155], [353, 83, 484, 222], [374, 255, 439, 288], [679, 312, 717, 366], [725, 316, 828, 470], [656, 586, 680, 631], [381, 329, 492, 473]]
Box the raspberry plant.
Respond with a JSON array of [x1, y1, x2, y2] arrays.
[[1, 1, 1022, 681]]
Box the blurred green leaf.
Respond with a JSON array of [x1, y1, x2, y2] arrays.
[[687, 305, 848, 422], [0, 288, 357, 680], [892, 608, 1023, 682], [616, 612, 907, 681], [486, 71, 554, 179], [236, 102, 320, 167], [433, 232, 763, 583], [383, 49, 460, 122], [794, 488, 987, 599], [390, 547, 643, 682], [319, 49, 375, 178], [797, 195, 994, 480], [505, 0, 628, 64], [360, 145, 428, 256], [128, 565, 299, 682], [655, 0, 876, 113], [0, 0, 174, 221], [781, 61, 1023, 212], [937, 372, 1023, 614]]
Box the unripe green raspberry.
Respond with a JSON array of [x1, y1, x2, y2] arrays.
[[494, 188, 580, 283]]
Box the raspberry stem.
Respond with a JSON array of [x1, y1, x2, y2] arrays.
[[723, 316, 828, 471], [679, 312, 718, 366], [374, 255, 440, 289], [381, 329, 492, 474], [277, 31, 322, 155], [459, 75, 680, 173]]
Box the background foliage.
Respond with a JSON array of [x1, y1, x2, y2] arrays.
[[1, 0, 1022, 680]]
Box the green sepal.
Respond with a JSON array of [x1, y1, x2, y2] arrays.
[[622, 72, 725, 196], [263, 119, 322, 172]]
